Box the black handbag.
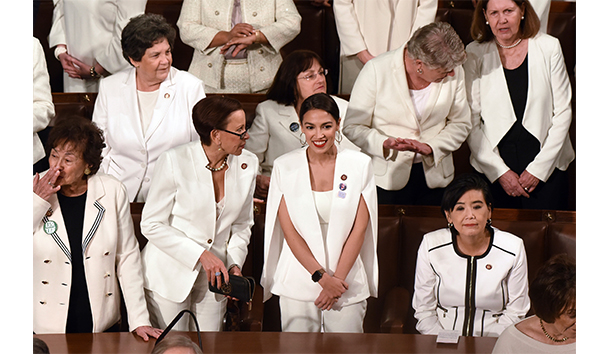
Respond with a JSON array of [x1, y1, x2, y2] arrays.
[[208, 274, 255, 302]]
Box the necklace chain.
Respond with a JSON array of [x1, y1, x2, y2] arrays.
[[539, 318, 569, 343], [496, 38, 522, 49], [205, 155, 228, 172]]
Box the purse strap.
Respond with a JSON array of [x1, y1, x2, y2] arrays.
[[154, 309, 202, 350]]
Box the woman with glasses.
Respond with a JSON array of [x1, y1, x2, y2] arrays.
[[139, 96, 257, 331], [245, 50, 358, 200]]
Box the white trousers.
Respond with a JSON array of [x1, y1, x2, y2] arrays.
[[279, 296, 367, 333], [145, 270, 227, 331]]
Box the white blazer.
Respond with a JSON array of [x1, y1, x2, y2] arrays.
[[48, 0, 146, 92], [176, 0, 301, 92], [140, 142, 257, 303], [33, 37, 54, 164], [244, 96, 358, 176], [33, 173, 150, 334], [464, 33, 575, 183], [92, 67, 206, 202], [261, 148, 378, 306], [343, 42, 472, 191]]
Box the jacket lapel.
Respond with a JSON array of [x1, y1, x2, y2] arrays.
[[82, 175, 106, 255], [43, 194, 72, 262], [391, 44, 418, 122], [145, 68, 177, 141], [191, 143, 217, 240], [276, 104, 302, 143]]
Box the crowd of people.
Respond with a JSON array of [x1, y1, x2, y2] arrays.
[[33, 1, 575, 353]]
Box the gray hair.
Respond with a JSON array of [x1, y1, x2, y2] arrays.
[[151, 334, 203, 354], [406, 22, 466, 71]]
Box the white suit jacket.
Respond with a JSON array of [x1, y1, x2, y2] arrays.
[[343, 42, 472, 191], [177, 0, 301, 92], [33, 37, 54, 164], [464, 33, 574, 183], [140, 142, 257, 303], [261, 148, 378, 306], [48, 0, 146, 92], [33, 173, 150, 333], [245, 96, 358, 176], [92, 67, 205, 202]]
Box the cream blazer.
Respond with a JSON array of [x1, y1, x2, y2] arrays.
[[33, 37, 54, 164], [92, 67, 205, 202], [343, 42, 471, 191], [261, 148, 378, 306], [177, 0, 301, 92], [33, 173, 150, 334], [140, 142, 257, 303], [464, 33, 575, 183], [244, 96, 358, 176], [48, 0, 146, 92]]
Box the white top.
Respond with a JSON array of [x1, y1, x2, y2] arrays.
[[137, 89, 160, 137], [408, 85, 433, 163], [491, 318, 575, 354]]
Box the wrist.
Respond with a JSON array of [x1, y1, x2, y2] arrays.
[[54, 45, 68, 60], [311, 268, 326, 283]]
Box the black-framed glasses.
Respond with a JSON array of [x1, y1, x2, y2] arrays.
[[298, 69, 328, 81], [218, 128, 248, 140]]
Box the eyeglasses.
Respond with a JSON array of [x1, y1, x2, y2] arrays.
[[298, 69, 328, 81], [218, 128, 248, 140]]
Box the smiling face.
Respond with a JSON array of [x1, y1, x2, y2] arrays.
[[445, 189, 492, 239], [216, 109, 249, 156], [484, 0, 524, 45], [301, 108, 339, 155], [48, 143, 90, 192], [130, 37, 172, 86], [295, 59, 327, 102]]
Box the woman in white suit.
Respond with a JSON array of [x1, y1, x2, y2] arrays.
[[92, 14, 206, 202], [261, 93, 378, 333], [465, 0, 574, 210], [343, 22, 471, 205], [33, 117, 161, 340], [245, 50, 357, 200], [176, 0, 301, 93], [140, 96, 257, 331]]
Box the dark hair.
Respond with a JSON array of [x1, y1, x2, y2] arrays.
[[121, 13, 176, 64], [151, 334, 203, 354], [298, 93, 340, 124], [471, 0, 540, 43], [441, 173, 494, 214], [406, 22, 466, 71], [266, 50, 326, 106], [530, 254, 576, 323], [192, 96, 244, 146], [33, 338, 50, 354], [47, 116, 105, 176]]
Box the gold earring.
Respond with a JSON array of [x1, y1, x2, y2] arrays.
[[84, 167, 91, 175]]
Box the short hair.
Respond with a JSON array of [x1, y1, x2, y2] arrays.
[[33, 338, 50, 354], [406, 22, 467, 71], [298, 93, 340, 124], [471, 0, 540, 43], [266, 50, 326, 106], [151, 334, 204, 354], [46, 116, 105, 176], [192, 96, 244, 146], [441, 173, 494, 214], [530, 254, 576, 324], [122, 13, 176, 64]]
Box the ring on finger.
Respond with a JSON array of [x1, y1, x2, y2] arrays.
[[524, 187, 529, 192], [215, 271, 221, 276]]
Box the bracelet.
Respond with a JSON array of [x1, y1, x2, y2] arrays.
[[255, 30, 261, 43], [90, 66, 100, 78]]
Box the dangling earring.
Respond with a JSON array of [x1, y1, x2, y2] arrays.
[[299, 132, 307, 147], [84, 167, 91, 175], [487, 218, 492, 226], [217, 141, 224, 151], [335, 131, 343, 143]]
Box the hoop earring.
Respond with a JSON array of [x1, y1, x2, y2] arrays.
[[335, 131, 343, 143], [299, 132, 307, 147]]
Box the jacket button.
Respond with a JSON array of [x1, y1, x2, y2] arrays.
[[141, 162, 146, 168], [40, 301, 46, 305], [260, 67, 265, 71], [208, 63, 213, 68], [42, 281, 49, 285], [104, 273, 111, 278], [207, 239, 213, 244], [215, 11, 219, 15], [43, 259, 51, 264], [104, 251, 110, 256], [252, 12, 257, 16], [106, 293, 113, 297], [258, 49, 263, 54]]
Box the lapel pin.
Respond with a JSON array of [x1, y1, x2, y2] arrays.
[[341, 174, 347, 181], [241, 163, 248, 169], [338, 191, 346, 199], [486, 264, 492, 270], [289, 122, 299, 132], [46, 208, 53, 217], [339, 183, 347, 191], [44, 220, 58, 235], [164, 93, 170, 99]]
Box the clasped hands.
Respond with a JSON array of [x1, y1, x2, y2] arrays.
[[219, 23, 260, 58], [383, 137, 432, 157], [498, 169, 540, 198], [57, 45, 106, 80], [315, 273, 348, 311]]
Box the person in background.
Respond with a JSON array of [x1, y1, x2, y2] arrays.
[[48, 0, 147, 92], [465, 0, 574, 210], [245, 50, 358, 200], [333, 0, 437, 94], [34, 37, 55, 173], [472, 0, 550, 33], [92, 13, 205, 202], [343, 22, 471, 206], [33, 338, 49, 354], [176, 0, 301, 93], [151, 335, 204, 354], [33, 117, 161, 340], [492, 254, 575, 353]]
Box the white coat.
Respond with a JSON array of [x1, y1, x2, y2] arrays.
[[33, 37, 54, 164], [343, 42, 471, 191], [140, 142, 257, 303], [464, 33, 574, 183], [261, 148, 378, 306], [48, 0, 147, 92], [92, 67, 206, 202], [33, 173, 150, 334]]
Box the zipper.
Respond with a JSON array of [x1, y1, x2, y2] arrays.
[[463, 256, 476, 336]]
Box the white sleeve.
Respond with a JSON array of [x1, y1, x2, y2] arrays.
[[412, 237, 444, 335]]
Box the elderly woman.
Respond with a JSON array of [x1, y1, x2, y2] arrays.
[[176, 0, 301, 93], [465, 0, 574, 210], [140, 96, 257, 331], [413, 173, 530, 337], [152, 335, 204, 354], [492, 254, 575, 353], [245, 50, 358, 200], [262, 93, 378, 333], [33, 117, 161, 340], [343, 22, 471, 205], [92, 13, 206, 202]]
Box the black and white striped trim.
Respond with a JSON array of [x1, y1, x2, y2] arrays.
[[82, 201, 105, 255], [43, 216, 71, 263]]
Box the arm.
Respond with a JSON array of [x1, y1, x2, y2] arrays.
[[226, 165, 256, 271], [245, 103, 271, 198], [177, 0, 242, 52], [333, 196, 369, 280], [48, 0, 66, 51], [255, 0, 301, 53], [333, 0, 367, 57], [410, 0, 438, 34], [33, 38, 54, 137], [412, 237, 444, 335], [91, 79, 111, 172]]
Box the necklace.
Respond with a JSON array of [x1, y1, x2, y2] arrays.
[[540, 318, 569, 343], [205, 155, 228, 172], [496, 38, 522, 49]]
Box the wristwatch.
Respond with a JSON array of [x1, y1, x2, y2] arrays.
[[311, 269, 326, 283]]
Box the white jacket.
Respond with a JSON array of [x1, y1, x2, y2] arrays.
[[33, 37, 54, 164]]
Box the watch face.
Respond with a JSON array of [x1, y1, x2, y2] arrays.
[[312, 270, 323, 282]]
